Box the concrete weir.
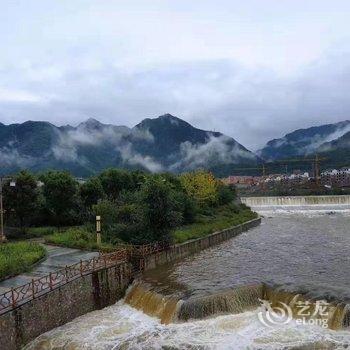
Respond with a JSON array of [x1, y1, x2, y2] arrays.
[[124, 282, 350, 330], [0, 217, 261, 350], [241, 195, 350, 212]]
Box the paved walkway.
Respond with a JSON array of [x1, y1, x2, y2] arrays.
[[0, 244, 98, 294]]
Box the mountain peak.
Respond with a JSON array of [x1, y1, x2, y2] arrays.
[[159, 113, 176, 119], [78, 118, 104, 130], [136, 114, 193, 131]]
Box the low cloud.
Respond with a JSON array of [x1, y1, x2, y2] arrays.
[[51, 121, 162, 172], [170, 134, 256, 171], [0, 147, 35, 168], [119, 143, 163, 173]]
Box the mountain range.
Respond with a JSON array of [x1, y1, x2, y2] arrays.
[[1, 114, 349, 177], [258, 120, 350, 161], [0, 114, 258, 177], [257, 120, 350, 169]]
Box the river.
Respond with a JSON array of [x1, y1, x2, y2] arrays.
[[25, 210, 350, 349]]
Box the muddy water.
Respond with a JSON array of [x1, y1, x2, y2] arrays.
[[143, 212, 350, 302], [24, 301, 350, 350], [25, 211, 350, 349]]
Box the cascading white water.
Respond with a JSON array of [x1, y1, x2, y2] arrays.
[[241, 195, 350, 206], [24, 300, 350, 350], [241, 195, 350, 214]]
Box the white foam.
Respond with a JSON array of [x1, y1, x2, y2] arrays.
[[25, 302, 350, 349]]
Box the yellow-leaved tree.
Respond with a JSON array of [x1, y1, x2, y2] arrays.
[[180, 170, 219, 207]]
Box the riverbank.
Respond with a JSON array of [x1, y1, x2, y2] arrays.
[[43, 203, 256, 249], [0, 217, 261, 350], [23, 212, 350, 350], [173, 204, 257, 243]]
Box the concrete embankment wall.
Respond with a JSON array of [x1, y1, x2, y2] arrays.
[[0, 217, 261, 350], [241, 195, 350, 208], [0, 264, 132, 350], [143, 218, 261, 270]]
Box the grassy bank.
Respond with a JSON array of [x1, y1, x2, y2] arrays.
[[174, 203, 258, 243], [45, 204, 257, 249], [0, 242, 46, 280], [46, 228, 115, 252]]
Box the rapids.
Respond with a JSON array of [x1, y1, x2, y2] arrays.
[[24, 300, 350, 349], [25, 210, 350, 349]]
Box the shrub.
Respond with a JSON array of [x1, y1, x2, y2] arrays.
[[26, 226, 57, 237], [217, 183, 236, 205]]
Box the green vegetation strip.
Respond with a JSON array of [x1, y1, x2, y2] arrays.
[[46, 205, 257, 249], [174, 205, 258, 243], [46, 228, 115, 252], [0, 242, 46, 280]]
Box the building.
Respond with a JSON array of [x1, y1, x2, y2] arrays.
[[222, 176, 261, 187], [321, 168, 350, 187]]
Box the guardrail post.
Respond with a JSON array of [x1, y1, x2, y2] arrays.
[[31, 279, 35, 299], [11, 288, 16, 308], [65, 265, 69, 283], [49, 273, 53, 290]]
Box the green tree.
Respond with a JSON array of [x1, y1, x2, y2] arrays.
[[3, 171, 39, 230], [40, 171, 78, 226], [140, 177, 182, 243], [80, 177, 104, 208], [99, 168, 134, 201]]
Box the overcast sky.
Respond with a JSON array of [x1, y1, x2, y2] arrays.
[[1, 0, 350, 150]]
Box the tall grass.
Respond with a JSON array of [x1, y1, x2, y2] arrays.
[[174, 205, 257, 243], [0, 242, 46, 280], [46, 228, 115, 251]]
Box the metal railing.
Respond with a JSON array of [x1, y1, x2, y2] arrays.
[[112, 241, 171, 258], [0, 249, 128, 314]]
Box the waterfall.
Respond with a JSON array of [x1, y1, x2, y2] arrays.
[[177, 285, 263, 321], [125, 282, 350, 329], [124, 282, 181, 324], [264, 285, 350, 330]]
